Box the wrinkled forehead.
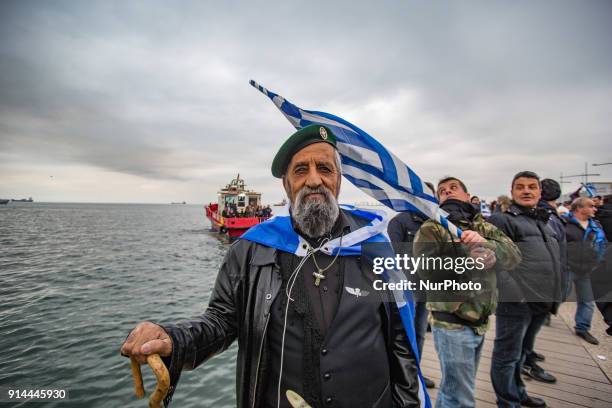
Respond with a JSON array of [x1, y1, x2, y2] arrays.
[[287, 142, 337, 169]]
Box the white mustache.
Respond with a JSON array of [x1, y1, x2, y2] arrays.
[[292, 185, 339, 238], [298, 186, 331, 201]]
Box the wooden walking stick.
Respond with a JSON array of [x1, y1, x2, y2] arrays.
[[130, 354, 170, 408]]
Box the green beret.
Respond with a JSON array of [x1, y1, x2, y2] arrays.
[[271, 124, 337, 178]]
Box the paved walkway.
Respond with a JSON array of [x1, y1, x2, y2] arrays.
[[421, 304, 612, 407]]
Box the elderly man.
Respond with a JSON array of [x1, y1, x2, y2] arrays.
[[566, 197, 607, 345], [413, 176, 520, 408], [120, 124, 421, 408], [489, 171, 563, 408]]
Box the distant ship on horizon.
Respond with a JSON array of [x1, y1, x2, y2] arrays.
[[1, 197, 34, 204]]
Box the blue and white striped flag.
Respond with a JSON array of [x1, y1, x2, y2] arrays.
[[249, 80, 442, 408], [243, 204, 388, 257], [250, 79, 462, 239], [583, 182, 598, 198], [480, 201, 492, 218]]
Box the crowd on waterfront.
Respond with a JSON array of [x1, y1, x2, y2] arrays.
[[122, 124, 610, 408], [390, 174, 612, 408]]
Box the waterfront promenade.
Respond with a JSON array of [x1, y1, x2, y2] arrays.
[[422, 303, 612, 407]]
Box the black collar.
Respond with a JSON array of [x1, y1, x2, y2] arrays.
[[509, 202, 551, 222], [440, 199, 479, 223]]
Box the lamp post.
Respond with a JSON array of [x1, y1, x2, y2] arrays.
[[562, 162, 600, 184], [559, 172, 572, 186], [560, 163, 608, 197], [562, 172, 600, 183], [561, 163, 599, 196]]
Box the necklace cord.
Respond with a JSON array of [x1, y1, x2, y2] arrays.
[[312, 233, 344, 276], [276, 231, 345, 408]]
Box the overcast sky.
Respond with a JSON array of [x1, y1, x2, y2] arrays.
[[1, 0, 611, 204]]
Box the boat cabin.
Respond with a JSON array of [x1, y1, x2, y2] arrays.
[[217, 174, 262, 215]]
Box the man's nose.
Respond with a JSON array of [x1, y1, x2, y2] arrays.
[[305, 167, 323, 188]]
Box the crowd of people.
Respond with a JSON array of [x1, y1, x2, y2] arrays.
[[221, 203, 273, 218], [390, 173, 611, 408]]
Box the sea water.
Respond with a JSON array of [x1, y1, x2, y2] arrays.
[[0, 203, 236, 407]]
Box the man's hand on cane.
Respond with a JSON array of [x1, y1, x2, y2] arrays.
[[121, 322, 173, 408], [120, 322, 173, 363]]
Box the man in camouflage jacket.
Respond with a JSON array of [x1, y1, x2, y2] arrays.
[[413, 176, 521, 408]]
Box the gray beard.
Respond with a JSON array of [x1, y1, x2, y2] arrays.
[[291, 186, 339, 239]]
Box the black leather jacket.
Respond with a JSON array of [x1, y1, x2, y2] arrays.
[[160, 211, 421, 407]]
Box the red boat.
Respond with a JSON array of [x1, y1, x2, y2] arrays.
[[205, 174, 271, 240]]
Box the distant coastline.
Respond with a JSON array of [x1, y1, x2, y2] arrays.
[[0, 197, 33, 204]]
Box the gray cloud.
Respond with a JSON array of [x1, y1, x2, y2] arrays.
[[1, 0, 611, 202]]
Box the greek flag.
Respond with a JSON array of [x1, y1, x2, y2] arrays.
[[583, 182, 598, 198], [249, 80, 439, 407], [241, 205, 431, 408], [250, 80, 462, 239], [480, 201, 492, 218]]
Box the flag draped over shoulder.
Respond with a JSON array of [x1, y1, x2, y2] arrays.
[[242, 204, 388, 257], [249, 79, 462, 238], [247, 80, 442, 408]]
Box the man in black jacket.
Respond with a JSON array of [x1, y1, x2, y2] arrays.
[[595, 195, 612, 238], [513, 178, 566, 384], [488, 171, 562, 408], [120, 125, 421, 408], [538, 179, 568, 297]]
